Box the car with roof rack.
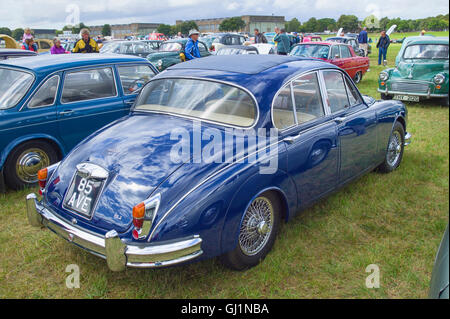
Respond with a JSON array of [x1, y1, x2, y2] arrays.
[[27, 55, 411, 271]]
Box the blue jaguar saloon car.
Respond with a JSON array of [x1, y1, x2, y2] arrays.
[[0, 54, 157, 190], [27, 55, 411, 271]]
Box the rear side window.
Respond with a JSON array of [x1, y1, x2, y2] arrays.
[[340, 45, 351, 58], [345, 77, 362, 106], [29, 75, 59, 108], [272, 86, 295, 129], [292, 73, 324, 124], [40, 41, 51, 50], [118, 65, 155, 95], [62, 67, 116, 103], [322, 71, 350, 113]]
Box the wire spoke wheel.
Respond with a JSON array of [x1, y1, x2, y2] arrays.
[[239, 196, 275, 256], [387, 130, 402, 167]]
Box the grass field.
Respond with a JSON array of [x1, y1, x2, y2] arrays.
[[0, 36, 448, 299]]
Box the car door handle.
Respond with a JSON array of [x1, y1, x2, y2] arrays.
[[334, 116, 346, 124], [59, 110, 73, 116], [283, 134, 301, 144], [124, 100, 135, 106]]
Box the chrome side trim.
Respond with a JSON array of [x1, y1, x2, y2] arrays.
[[377, 88, 448, 98]]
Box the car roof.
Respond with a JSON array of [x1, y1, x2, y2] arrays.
[[0, 48, 37, 56], [403, 36, 449, 45], [218, 45, 258, 51], [0, 53, 148, 74]]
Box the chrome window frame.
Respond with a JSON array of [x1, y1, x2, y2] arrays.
[[117, 64, 157, 96], [320, 69, 351, 114], [27, 74, 61, 109], [132, 76, 260, 130], [60, 66, 118, 105]]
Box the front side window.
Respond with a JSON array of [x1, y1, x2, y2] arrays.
[[322, 71, 350, 113], [344, 77, 362, 106], [0, 68, 34, 109], [29, 75, 59, 108], [403, 44, 449, 60], [62, 67, 116, 103], [292, 73, 324, 124], [135, 78, 257, 127], [330, 46, 340, 59], [273, 86, 295, 129], [118, 65, 155, 95]]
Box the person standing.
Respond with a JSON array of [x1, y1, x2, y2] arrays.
[[376, 30, 390, 65], [254, 28, 267, 44], [274, 28, 290, 55], [184, 29, 201, 60], [50, 38, 69, 54], [358, 27, 369, 57], [72, 28, 99, 53], [420, 30, 426, 36]]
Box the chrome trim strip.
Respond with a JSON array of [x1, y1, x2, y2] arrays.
[[377, 88, 447, 98], [132, 76, 261, 130]]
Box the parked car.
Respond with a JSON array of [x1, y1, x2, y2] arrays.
[[210, 33, 247, 53], [0, 34, 19, 49], [345, 32, 373, 55], [429, 224, 449, 299], [100, 40, 159, 58], [0, 48, 37, 60], [378, 36, 449, 105], [302, 35, 323, 42], [140, 40, 162, 51], [147, 39, 210, 71], [290, 42, 370, 83], [216, 45, 259, 55], [263, 32, 276, 45], [0, 54, 158, 190], [34, 39, 53, 53], [251, 43, 277, 55], [199, 36, 218, 52], [148, 33, 166, 41], [27, 55, 411, 271], [326, 36, 369, 56]]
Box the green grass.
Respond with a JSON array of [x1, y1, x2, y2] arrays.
[[0, 37, 448, 299]]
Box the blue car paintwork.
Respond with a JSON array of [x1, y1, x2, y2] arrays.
[[42, 55, 408, 263], [0, 54, 158, 174]]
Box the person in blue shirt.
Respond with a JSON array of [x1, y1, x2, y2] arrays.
[[358, 27, 369, 57], [184, 29, 201, 60]]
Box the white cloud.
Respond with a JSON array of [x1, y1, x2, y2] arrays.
[[0, 0, 448, 29]]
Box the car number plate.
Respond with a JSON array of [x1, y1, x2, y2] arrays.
[[63, 173, 104, 218], [393, 95, 419, 102]]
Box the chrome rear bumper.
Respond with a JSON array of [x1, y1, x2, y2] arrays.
[[26, 193, 203, 271]]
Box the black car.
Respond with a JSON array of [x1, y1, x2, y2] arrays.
[[0, 49, 37, 60]]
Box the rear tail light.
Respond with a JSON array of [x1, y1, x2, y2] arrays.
[[37, 168, 48, 195], [131, 194, 161, 240]]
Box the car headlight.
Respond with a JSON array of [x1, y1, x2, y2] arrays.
[[379, 71, 389, 81], [434, 74, 445, 85]]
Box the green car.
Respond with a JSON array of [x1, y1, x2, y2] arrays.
[[147, 39, 210, 71], [429, 224, 449, 299], [378, 36, 449, 106]]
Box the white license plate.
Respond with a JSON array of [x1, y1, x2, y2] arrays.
[[393, 95, 420, 102], [63, 173, 104, 218]]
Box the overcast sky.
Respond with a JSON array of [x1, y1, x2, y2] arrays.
[[1, 0, 448, 29]]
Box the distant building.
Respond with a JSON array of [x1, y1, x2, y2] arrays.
[[89, 23, 162, 38], [176, 15, 286, 33], [32, 29, 57, 39]]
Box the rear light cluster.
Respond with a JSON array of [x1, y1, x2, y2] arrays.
[[37, 162, 60, 195], [131, 193, 161, 240]]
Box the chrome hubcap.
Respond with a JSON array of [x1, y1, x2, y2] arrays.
[[16, 148, 50, 183], [239, 197, 274, 256], [387, 131, 402, 167]]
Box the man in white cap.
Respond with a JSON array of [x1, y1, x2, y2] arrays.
[[184, 29, 201, 60]]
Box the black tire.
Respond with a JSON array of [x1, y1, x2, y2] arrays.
[[353, 71, 363, 84], [220, 191, 282, 270], [378, 122, 405, 173], [441, 95, 449, 107], [4, 140, 58, 190], [381, 93, 392, 100]]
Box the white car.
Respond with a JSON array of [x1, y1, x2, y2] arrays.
[[250, 43, 277, 55]]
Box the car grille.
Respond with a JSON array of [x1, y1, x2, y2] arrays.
[[391, 82, 429, 94]]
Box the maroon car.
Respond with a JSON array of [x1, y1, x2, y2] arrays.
[[290, 42, 370, 83]]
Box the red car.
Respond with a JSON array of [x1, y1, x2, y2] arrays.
[[290, 42, 369, 83]]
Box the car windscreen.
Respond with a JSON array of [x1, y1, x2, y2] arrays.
[[100, 42, 121, 53], [159, 42, 183, 52], [0, 68, 34, 109], [327, 38, 344, 43], [403, 44, 449, 60], [134, 78, 257, 127], [290, 44, 329, 59]]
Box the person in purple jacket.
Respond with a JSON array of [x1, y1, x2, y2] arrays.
[[50, 38, 69, 54]]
